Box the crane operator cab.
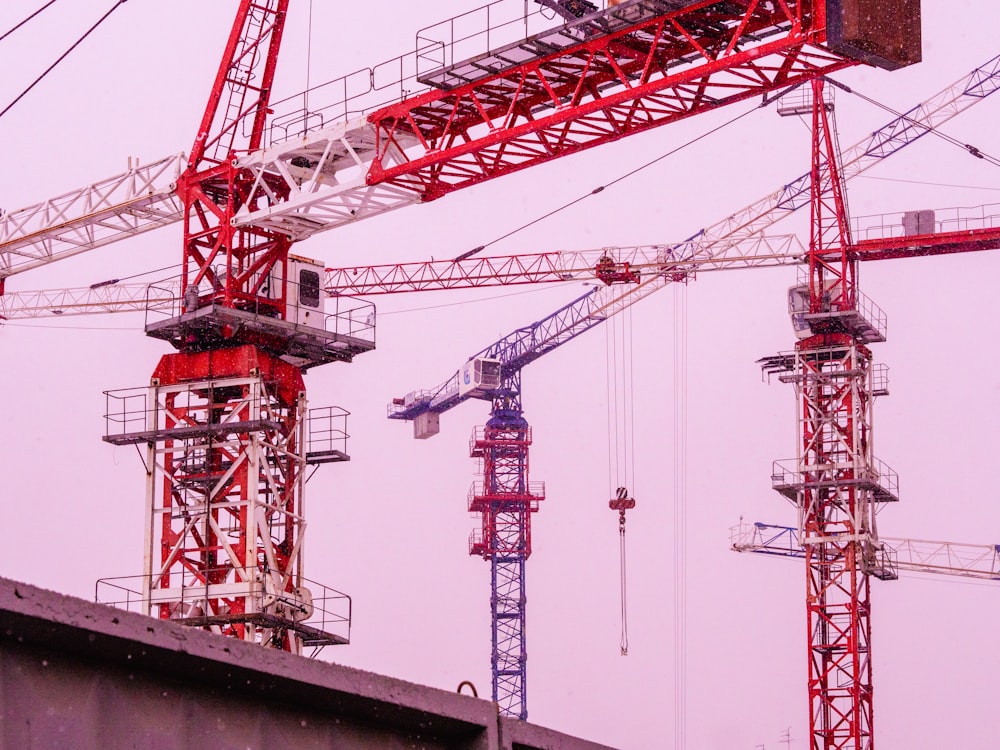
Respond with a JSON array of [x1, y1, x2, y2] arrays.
[[458, 357, 503, 398], [283, 255, 324, 328], [788, 284, 812, 340], [257, 254, 326, 330]]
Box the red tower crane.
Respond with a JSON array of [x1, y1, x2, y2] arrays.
[[328, 55, 1000, 731], [94, 0, 373, 653]]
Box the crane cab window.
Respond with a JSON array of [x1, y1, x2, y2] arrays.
[[299, 269, 321, 308]]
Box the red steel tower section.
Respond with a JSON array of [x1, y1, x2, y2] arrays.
[[772, 79, 899, 749], [174, 0, 292, 321], [104, 347, 354, 652], [100, 0, 372, 652]]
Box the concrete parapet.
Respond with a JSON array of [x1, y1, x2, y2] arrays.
[[0, 577, 617, 750]]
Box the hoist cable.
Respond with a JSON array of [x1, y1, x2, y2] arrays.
[[0, 0, 129, 123], [830, 78, 1000, 168], [605, 300, 635, 656], [454, 103, 761, 261], [619, 512, 629, 656], [628, 306, 637, 502], [605, 321, 617, 499], [0, 0, 59, 44], [619, 306, 635, 656], [673, 283, 689, 750]]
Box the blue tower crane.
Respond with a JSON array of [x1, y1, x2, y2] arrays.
[[388, 287, 618, 719]]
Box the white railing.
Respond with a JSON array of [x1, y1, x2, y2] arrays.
[[265, 1, 617, 143], [852, 203, 1000, 242]]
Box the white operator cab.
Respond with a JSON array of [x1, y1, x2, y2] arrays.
[[788, 282, 844, 340], [458, 357, 503, 398], [788, 285, 812, 340], [260, 254, 326, 329]]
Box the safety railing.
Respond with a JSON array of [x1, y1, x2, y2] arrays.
[[264, 1, 618, 144], [855, 287, 888, 339], [306, 406, 350, 460], [851, 202, 1000, 242], [103, 387, 150, 441], [468, 480, 545, 511], [872, 362, 890, 396], [143, 277, 376, 348], [103, 373, 281, 445], [792, 268, 889, 341], [387, 390, 435, 419], [415, 0, 569, 80], [469, 528, 486, 555], [469, 424, 533, 450], [95, 572, 352, 644], [770, 457, 899, 501]]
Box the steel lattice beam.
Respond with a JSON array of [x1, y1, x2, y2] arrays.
[[732, 522, 1000, 581], [0, 154, 185, 281], [368, 1, 852, 199]]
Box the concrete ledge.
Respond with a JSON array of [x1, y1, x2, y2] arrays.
[[0, 577, 617, 750], [500, 716, 620, 750]]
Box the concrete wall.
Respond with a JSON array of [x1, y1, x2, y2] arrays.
[[0, 577, 616, 750]]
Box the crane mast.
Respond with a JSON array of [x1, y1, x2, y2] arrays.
[[99, 0, 369, 654], [802, 79, 880, 749]]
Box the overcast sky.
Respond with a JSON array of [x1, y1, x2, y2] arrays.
[[2, 2, 1000, 748]]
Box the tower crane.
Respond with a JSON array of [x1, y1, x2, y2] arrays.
[[386, 287, 626, 720], [771, 75, 890, 749]]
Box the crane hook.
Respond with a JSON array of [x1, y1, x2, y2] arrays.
[[609, 488, 635, 655]]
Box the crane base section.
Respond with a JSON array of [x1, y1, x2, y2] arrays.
[[102, 345, 351, 655]]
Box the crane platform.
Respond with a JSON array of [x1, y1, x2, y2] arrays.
[[770, 458, 900, 504], [417, 0, 709, 91], [144, 302, 375, 369]]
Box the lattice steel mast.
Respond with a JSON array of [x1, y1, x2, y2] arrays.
[[99, 0, 371, 654], [763, 77, 900, 750]]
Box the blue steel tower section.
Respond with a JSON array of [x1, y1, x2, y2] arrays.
[[389, 293, 607, 719], [469, 373, 539, 720]]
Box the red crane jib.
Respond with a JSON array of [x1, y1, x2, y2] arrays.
[[364, 2, 879, 201]]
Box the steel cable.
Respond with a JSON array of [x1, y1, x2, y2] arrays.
[[0, 0, 60, 45], [0, 0, 129, 122]]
